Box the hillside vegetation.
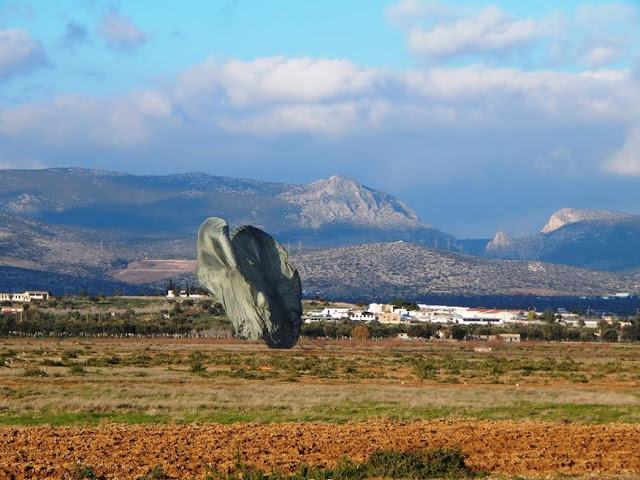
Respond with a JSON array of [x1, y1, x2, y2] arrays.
[[293, 242, 637, 298]]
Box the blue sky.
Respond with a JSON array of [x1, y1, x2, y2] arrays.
[[1, 1, 640, 237]]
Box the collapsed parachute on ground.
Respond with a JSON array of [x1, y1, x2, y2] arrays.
[[196, 217, 302, 349]]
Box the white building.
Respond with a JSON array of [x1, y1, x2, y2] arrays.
[[0, 291, 50, 303], [368, 303, 395, 314], [451, 308, 523, 325], [346, 310, 377, 322], [561, 318, 600, 329], [305, 308, 377, 322], [166, 290, 201, 299], [321, 308, 350, 318], [410, 305, 458, 323]]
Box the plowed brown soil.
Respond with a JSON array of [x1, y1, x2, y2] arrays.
[[1, 420, 639, 479]]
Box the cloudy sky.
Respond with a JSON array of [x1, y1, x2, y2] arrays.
[[1, 1, 640, 237]]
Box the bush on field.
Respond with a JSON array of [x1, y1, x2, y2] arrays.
[[204, 447, 474, 479]]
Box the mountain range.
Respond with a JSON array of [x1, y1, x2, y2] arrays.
[[0, 167, 638, 297], [293, 242, 635, 298], [0, 168, 452, 247], [485, 208, 640, 273]]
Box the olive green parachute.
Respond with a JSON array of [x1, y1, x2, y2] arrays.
[[196, 217, 302, 349]]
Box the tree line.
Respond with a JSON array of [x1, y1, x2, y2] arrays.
[[0, 303, 231, 337], [1, 298, 638, 341], [301, 318, 640, 342]]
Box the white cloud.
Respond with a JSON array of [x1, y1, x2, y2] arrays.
[[218, 102, 361, 136], [405, 5, 543, 57], [3, 51, 640, 224], [0, 28, 45, 81], [0, 90, 173, 147], [1, 55, 640, 161], [97, 8, 148, 50], [176, 57, 628, 135], [173, 57, 640, 135], [135, 91, 172, 117], [175, 56, 380, 109], [604, 127, 640, 176], [388, 1, 638, 69], [570, 4, 638, 68], [584, 45, 623, 68], [402, 66, 638, 124]]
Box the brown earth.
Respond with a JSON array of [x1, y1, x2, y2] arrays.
[[113, 259, 196, 284], [1, 420, 639, 479]]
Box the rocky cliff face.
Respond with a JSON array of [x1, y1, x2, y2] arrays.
[[4, 169, 640, 293], [485, 208, 640, 272], [0, 168, 456, 290], [485, 230, 513, 256], [541, 208, 633, 233], [0, 168, 444, 245], [279, 175, 422, 229]]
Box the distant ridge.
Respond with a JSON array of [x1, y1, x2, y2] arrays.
[[280, 175, 423, 228], [293, 242, 637, 298], [2, 168, 640, 294], [541, 208, 634, 233], [0, 168, 454, 292], [485, 230, 513, 254], [0, 265, 137, 295], [111, 241, 639, 298], [0, 167, 452, 247], [485, 208, 640, 271]]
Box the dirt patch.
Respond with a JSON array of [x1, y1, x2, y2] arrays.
[[113, 259, 196, 284], [1, 420, 639, 479]]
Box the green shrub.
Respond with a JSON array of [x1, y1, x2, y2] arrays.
[[23, 367, 48, 377], [68, 363, 86, 375], [357, 447, 472, 478], [204, 447, 474, 479], [439, 376, 461, 384], [568, 373, 589, 383], [189, 360, 207, 375], [41, 359, 64, 367], [86, 355, 122, 367], [69, 463, 100, 479], [61, 350, 80, 360], [483, 356, 505, 375], [414, 360, 438, 380], [138, 464, 169, 479]]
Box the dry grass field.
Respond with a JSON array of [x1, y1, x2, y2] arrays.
[[1, 337, 639, 479]]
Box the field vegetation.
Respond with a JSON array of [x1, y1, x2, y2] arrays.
[[2, 295, 639, 342], [1, 337, 639, 426], [1, 296, 640, 478]]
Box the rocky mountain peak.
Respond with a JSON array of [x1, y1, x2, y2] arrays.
[[280, 175, 423, 229], [541, 208, 633, 234], [326, 174, 357, 186], [309, 175, 365, 201], [486, 230, 513, 252]]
